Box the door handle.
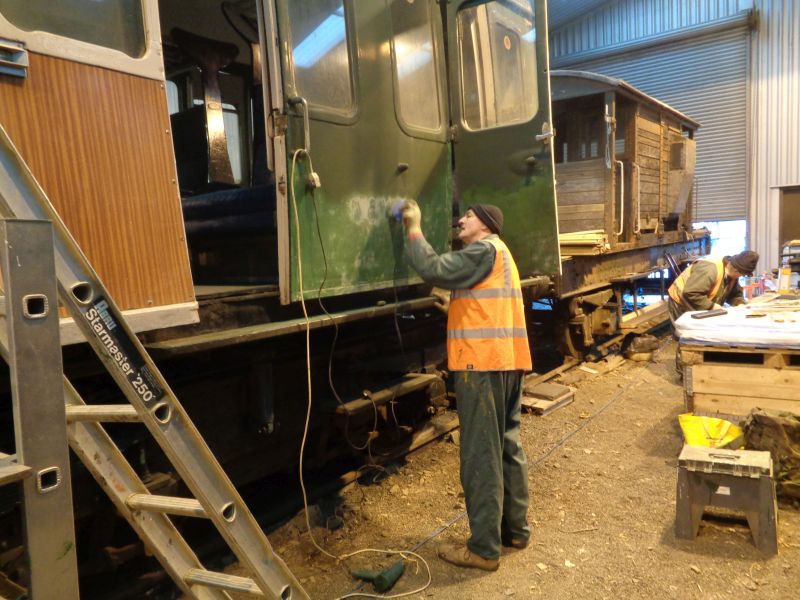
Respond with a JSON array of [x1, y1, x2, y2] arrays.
[[0, 39, 28, 79], [536, 121, 554, 143], [525, 156, 537, 166], [288, 96, 311, 155]]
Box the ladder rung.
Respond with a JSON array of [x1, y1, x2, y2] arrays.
[[184, 569, 265, 596], [65, 405, 140, 423], [127, 494, 207, 518], [0, 462, 31, 486]]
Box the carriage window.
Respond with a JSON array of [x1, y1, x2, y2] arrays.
[[458, 0, 538, 130], [1, 0, 145, 58], [289, 1, 354, 112], [390, 0, 441, 132]]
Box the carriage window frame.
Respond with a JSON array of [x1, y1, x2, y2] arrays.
[[284, 0, 359, 125], [1, 0, 146, 59], [0, 0, 164, 81], [388, 0, 446, 142], [456, 0, 539, 133]]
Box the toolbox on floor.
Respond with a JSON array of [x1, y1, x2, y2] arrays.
[[675, 445, 778, 555]]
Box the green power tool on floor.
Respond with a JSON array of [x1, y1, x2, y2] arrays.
[[351, 559, 405, 593]]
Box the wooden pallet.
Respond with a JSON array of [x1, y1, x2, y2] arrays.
[[680, 343, 800, 418]]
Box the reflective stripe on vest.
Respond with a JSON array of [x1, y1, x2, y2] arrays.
[[447, 238, 532, 371], [668, 257, 725, 306]]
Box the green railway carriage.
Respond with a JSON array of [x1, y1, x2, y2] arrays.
[[0, 1, 707, 594], [170, 0, 561, 301], [0, 1, 560, 592]]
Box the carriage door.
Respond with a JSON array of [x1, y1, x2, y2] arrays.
[[446, 0, 560, 277], [262, 0, 451, 303]]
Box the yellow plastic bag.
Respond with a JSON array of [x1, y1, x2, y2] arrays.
[[678, 413, 743, 449]]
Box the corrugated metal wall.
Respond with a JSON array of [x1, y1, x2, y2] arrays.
[[548, 0, 616, 30], [749, 0, 800, 272], [559, 28, 749, 221], [551, 0, 749, 59], [549, 0, 753, 222]]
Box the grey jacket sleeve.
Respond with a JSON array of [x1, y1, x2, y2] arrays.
[[406, 235, 495, 290]]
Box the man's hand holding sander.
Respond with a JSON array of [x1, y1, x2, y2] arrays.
[[401, 199, 422, 240], [399, 199, 448, 312]]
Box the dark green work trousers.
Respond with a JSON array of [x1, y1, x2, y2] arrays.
[[453, 370, 530, 560]]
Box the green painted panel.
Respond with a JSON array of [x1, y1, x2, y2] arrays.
[[287, 143, 452, 298], [447, 0, 560, 277], [275, 0, 452, 301]]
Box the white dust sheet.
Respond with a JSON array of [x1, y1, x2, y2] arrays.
[[675, 294, 800, 348]]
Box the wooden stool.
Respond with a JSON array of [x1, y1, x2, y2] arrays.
[[676, 445, 778, 555]]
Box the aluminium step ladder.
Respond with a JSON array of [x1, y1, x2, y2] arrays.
[[0, 126, 307, 599], [0, 219, 80, 600]]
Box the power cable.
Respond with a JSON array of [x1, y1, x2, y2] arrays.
[[308, 183, 380, 452], [290, 148, 431, 598]]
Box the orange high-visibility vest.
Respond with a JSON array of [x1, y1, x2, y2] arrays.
[[447, 237, 532, 371], [668, 257, 725, 307]]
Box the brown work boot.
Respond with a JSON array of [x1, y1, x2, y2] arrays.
[[437, 543, 499, 571], [501, 537, 528, 550]]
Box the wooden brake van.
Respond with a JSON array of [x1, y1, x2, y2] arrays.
[[549, 70, 710, 356]]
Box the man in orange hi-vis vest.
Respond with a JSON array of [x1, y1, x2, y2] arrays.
[[401, 200, 532, 572]]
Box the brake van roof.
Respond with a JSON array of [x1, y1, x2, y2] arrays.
[[550, 69, 700, 130]]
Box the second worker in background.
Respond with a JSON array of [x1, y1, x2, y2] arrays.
[[401, 200, 532, 571], [667, 250, 760, 325]]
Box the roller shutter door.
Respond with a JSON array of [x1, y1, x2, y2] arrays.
[[571, 27, 749, 222]]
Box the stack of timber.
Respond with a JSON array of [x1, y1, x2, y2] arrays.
[[522, 381, 575, 416], [559, 230, 610, 256], [681, 343, 800, 421], [554, 157, 606, 237]]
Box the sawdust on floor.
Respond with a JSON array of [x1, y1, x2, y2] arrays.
[[227, 338, 800, 599]]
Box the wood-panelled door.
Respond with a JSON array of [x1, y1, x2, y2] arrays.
[[0, 1, 195, 316]]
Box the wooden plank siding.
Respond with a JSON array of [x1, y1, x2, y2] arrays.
[[555, 158, 607, 233], [0, 52, 195, 312], [635, 114, 662, 225]]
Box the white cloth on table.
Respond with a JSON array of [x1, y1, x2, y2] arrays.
[[675, 296, 800, 348]]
